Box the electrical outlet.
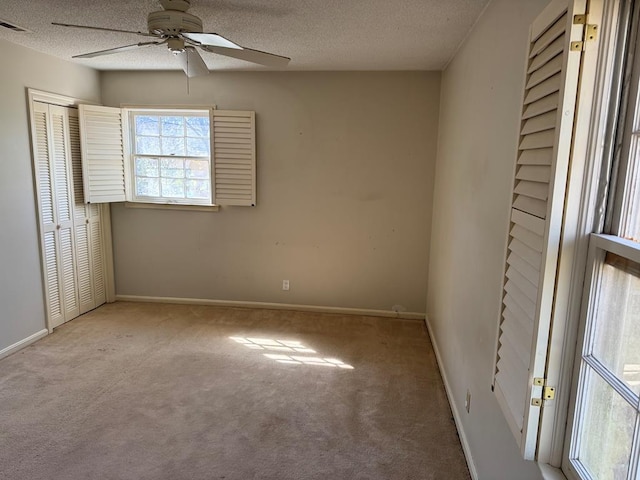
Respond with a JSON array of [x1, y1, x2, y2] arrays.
[[465, 389, 471, 413], [282, 280, 289, 291]]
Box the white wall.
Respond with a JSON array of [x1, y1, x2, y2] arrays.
[[427, 0, 549, 479], [101, 71, 440, 313], [0, 39, 100, 352]]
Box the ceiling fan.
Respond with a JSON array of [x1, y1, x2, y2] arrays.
[[52, 0, 290, 77]]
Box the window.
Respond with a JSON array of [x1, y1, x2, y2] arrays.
[[78, 105, 256, 207], [569, 241, 640, 479], [129, 110, 212, 205], [566, 6, 640, 476]]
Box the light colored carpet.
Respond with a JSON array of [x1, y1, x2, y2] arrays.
[[0, 302, 470, 480]]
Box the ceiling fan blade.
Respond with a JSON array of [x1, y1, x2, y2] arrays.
[[73, 41, 164, 59], [176, 46, 210, 77], [52, 22, 155, 37], [201, 45, 291, 68], [182, 32, 242, 50]]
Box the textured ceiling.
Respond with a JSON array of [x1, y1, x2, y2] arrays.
[[0, 0, 490, 72]]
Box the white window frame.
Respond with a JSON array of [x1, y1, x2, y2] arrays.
[[562, 1, 640, 476], [565, 234, 640, 480], [124, 107, 214, 207]]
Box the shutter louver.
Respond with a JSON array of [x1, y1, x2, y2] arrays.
[[212, 110, 256, 206], [493, 0, 586, 460], [79, 104, 126, 203]]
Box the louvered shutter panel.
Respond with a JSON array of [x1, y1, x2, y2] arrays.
[[212, 110, 256, 206], [493, 0, 587, 460], [79, 104, 126, 203]]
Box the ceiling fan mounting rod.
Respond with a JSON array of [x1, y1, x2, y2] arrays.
[[159, 0, 191, 12]]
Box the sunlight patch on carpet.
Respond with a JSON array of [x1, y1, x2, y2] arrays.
[[229, 337, 354, 369]]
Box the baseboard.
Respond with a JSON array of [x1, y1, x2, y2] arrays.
[[115, 295, 426, 321], [424, 317, 479, 480], [0, 329, 48, 361]]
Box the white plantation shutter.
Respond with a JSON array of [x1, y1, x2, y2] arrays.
[[79, 104, 126, 203], [212, 110, 256, 206], [493, 0, 588, 460]]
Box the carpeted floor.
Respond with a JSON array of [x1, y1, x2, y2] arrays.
[[0, 302, 470, 480]]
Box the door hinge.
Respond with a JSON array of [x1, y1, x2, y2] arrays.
[[531, 378, 556, 406]]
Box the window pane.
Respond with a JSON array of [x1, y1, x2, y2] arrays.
[[186, 179, 210, 200], [136, 177, 160, 197], [161, 137, 185, 156], [186, 137, 210, 157], [161, 178, 185, 198], [160, 158, 184, 178], [576, 367, 635, 480], [136, 136, 161, 155], [135, 116, 159, 136], [161, 116, 184, 136], [186, 159, 209, 179], [186, 116, 209, 137], [135, 157, 159, 177], [621, 134, 640, 241], [592, 253, 640, 394]]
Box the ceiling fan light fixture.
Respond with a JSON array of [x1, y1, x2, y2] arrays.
[[167, 37, 186, 53]]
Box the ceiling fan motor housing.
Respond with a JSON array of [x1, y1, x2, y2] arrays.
[[147, 9, 203, 36]]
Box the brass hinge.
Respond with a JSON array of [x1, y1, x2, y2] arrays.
[[571, 16, 598, 51], [573, 14, 587, 25], [531, 378, 556, 405], [543, 386, 556, 400]]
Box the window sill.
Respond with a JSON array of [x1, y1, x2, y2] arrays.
[[124, 202, 219, 212], [539, 463, 568, 480]]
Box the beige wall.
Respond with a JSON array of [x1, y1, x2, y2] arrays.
[[427, 0, 548, 478], [101, 71, 440, 313], [0, 39, 100, 352]]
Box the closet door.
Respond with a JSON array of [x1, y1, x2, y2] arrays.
[[33, 102, 80, 328], [68, 108, 106, 313], [33, 102, 65, 327]]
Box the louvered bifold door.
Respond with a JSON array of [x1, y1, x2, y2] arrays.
[[212, 110, 256, 206], [78, 104, 126, 204], [69, 109, 106, 314], [492, 0, 587, 460], [32, 102, 81, 328], [32, 102, 65, 328]]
